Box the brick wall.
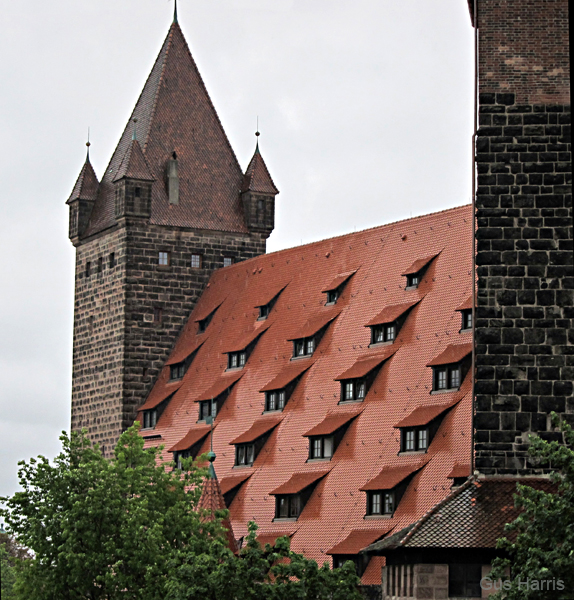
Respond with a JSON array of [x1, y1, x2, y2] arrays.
[[71, 221, 267, 454], [477, 0, 570, 104], [474, 0, 573, 476]]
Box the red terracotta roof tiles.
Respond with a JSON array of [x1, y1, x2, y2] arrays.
[[303, 406, 363, 437], [194, 372, 243, 402], [219, 473, 252, 496], [256, 530, 296, 547], [401, 253, 440, 276], [169, 425, 212, 452], [360, 459, 430, 491], [426, 342, 472, 366], [113, 139, 155, 182], [327, 528, 393, 555], [253, 283, 289, 308], [270, 469, 332, 496], [230, 414, 283, 445], [394, 397, 462, 428], [321, 270, 357, 293], [365, 299, 421, 327], [447, 463, 471, 479], [241, 146, 279, 195], [67, 158, 99, 204], [164, 338, 205, 366], [287, 308, 341, 340], [140, 204, 474, 578], [138, 383, 182, 411], [456, 295, 473, 311], [334, 348, 397, 381], [223, 323, 270, 354]]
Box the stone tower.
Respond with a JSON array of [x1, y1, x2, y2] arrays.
[[67, 17, 278, 454], [472, 0, 573, 475]]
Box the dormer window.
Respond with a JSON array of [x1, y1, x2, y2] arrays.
[[230, 415, 282, 468], [265, 389, 286, 411], [195, 372, 243, 423], [361, 463, 427, 518], [228, 351, 247, 369], [195, 304, 222, 334], [170, 361, 186, 381], [461, 309, 472, 331], [169, 425, 212, 470], [366, 300, 420, 347], [139, 392, 174, 430], [335, 351, 396, 404], [371, 323, 396, 344], [199, 399, 217, 421], [401, 254, 439, 290], [401, 427, 429, 452], [143, 408, 158, 429], [342, 378, 366, 401], [293, 337, 315, 358], [427, 343, 472, 393], [259, 304, 270, 319], [321, 270, 356, 306], [270, 470, 330, 521], [309, 435, 334, 459], [254, 285, 286, 321]]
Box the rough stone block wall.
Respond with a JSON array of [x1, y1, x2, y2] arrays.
[[71, 220, 267, 454], [477, 0, 570, 104], [381, 563, 448, 599], [474, 94, 573, 475]]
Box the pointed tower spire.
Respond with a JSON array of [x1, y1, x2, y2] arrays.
[[198, 419, 238, 552]]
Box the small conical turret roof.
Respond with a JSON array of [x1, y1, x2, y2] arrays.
[[67, 157, 99, 205], [241, 144, 279, 195], [113, 138, 155, 182], [197, 451, 238, 553]]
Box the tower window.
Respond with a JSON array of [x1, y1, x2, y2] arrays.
[[228, 351, 247, 369], [85, 261, 91, 277], [158, 251, 170, 266], [257, 199, 265, 222], [190, 254, 202, 269], [98, 257, 103, 273], [293, 337, 315, 358], [109, 252, 116, 268], [135, 187, 141, 197], [461, 309, 472, 331], [265, 389, 286, 411], [309, 435, 334, 460], [223, 256, 233, 267], [153, 307, 163, 323]]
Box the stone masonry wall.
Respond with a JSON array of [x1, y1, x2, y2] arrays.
[[474, 94, 573, 475], [477, 0, 570, 104], [71, 220, 267, 455]]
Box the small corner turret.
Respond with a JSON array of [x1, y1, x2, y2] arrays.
[[113, 128, 155, 220], [66, 143, 99, 246], [241, 135, 279, 239]]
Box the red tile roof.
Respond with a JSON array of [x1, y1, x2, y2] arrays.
[[139, 204, 474, 580], [113, 139, 155, 182], [220, 472, 252, 496], [447, 463, 471, 479], [139, 383, 182, 411], [327, 528, 393, 555], [168, 424, 212, 452], [334, 348, 397, 380], [230, 414, 284, 445], [194, 372, 243, 402], [270, 469, 332, 495], [401, 253, 440, 276], [365, 299, 421, 327], [67, 158, 99, 204], [241, 145, 279, 195], [321, 270, 357, 293], [253, 283, 289, 308], [165, 338, 205, 366], [426, 342, 472, 366], [256, 530, 296, 547], [194, 301, 224, 324], [259, 360, 314, 392], [224, 323, 270, 354], [198, 473, 238, 553], [456, 295, 473, 311], [82, 22, 248, 237], [394, 397, 462, 428], [303, 406, 363, 437], [360, 459, 430, 491], [287, 308, 341, 340]]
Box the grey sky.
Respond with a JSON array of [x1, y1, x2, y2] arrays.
[[0, 0, 474, 499]]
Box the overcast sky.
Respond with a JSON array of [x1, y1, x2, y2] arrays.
[[0, 0, 474, 500]]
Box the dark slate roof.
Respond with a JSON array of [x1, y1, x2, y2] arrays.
[[241, 145, 279, 195], [83, 22, 247, 237], [67, 157, 99, 204], [363, 477, 557, 554]]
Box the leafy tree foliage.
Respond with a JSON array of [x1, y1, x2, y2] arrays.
[[0, 530, 32, 599], [0, 426, 361, 600], [489, 416, 574, 600]]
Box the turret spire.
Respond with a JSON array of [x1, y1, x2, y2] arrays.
[[86, 128, 91, 160], [173, 0, 178, 23]]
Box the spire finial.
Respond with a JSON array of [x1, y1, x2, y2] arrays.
[[173, 0, 178, 23], [132, 118, 138, 141], [86, 128, 91, 160], [255, 116, 260, 152], [206, 415, 216, 478]]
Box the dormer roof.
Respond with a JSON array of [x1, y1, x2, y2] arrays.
[[83, 21, 246, 238], [241, 145, 279, 195], [67, 158, 99, 204]]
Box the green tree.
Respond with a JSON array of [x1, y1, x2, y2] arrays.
[[0, 530, 31, 599], [1, 426, 361, 600], [489, 415, 574, 600]]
